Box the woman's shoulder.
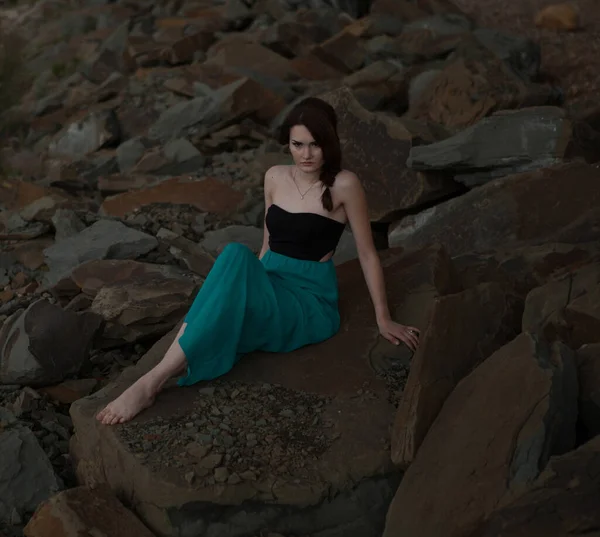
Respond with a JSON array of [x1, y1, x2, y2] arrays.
[[334, 169, 360, 191]]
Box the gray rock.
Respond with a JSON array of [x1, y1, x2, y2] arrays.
[[43, 219, 158, 285], [153, 138, 206, 175], [408, 69, 442, 108], [0, 427, 62, 522], [148, 97, 216, 142], [407, 107, 571, 187], [51, 209, 86, 242], [116, 137, 146, 173], [48, 109, 121, 160], [201, 226, 264, 256], [405, 13, 474, 36], [473, 28, 541, 81], [0, 299, 103, 386]]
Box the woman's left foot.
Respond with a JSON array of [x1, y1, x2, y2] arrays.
[[96, 376, 156, 425]]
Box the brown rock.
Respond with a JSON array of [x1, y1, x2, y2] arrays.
[[406, 38, 541, 131], [60, 259, 200, 345], [0, 180, 68, 212], [320, 86, 459, 222], [468, 435, 600, 537], [0, 299, 103, 386], [289, 53, 345, 81], [383, 333, 579, 537], [97, 174, 163, 195], [311, 31, 367, 74], [575, 343, 600, 438], [205, 39, 299, 81], [23, 485, 155, 537], [11, 238, 55, 271], [100, 176, 244, 219], [0, 289, 14, 304], [534, 3, 580, 31], [391, 282, 523, 467], [522, 262, 600, 349], [69, 245, 459, 536], [389, 162, 600, 256], [371, 0, 465, 20], [454, 242, 600, 298], [39, 379, 99, 404]]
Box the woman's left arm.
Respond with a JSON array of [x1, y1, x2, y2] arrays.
[[339, 172, 420, 351]]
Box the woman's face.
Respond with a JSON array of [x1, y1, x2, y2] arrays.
[[289, 125, 324, 174]]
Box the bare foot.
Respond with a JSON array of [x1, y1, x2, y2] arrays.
[[96, 377, 156, 425]]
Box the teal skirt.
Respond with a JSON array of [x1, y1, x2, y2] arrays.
[[177, 243, 340, 386]]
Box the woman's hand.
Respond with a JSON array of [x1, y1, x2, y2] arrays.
[[377, 318, 420, 352]]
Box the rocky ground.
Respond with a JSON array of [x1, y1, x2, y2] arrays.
[[0, 0, 599, 536]]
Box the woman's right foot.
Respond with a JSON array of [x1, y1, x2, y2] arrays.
[[96, 377, 156, 425]]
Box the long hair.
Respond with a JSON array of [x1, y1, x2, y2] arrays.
[[278, 98, 341, 211]]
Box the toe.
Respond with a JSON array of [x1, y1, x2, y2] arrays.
[[96, 407, 107, 421], [108, 413, 122, 426]]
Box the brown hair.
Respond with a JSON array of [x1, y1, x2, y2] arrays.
[[278, 97, 341, 211]]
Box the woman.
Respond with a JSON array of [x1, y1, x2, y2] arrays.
[[97, 97, 420, 425]]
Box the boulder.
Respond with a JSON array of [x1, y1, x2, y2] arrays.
[[100, 176, 244, 219], [43, 220, 158, 286], [23, 486, 155, 537], [469, 435, 600, 537], [48, 110, 121, 160], [54, 259, 200, 346], [320, 86, 460, 222], [69, 246, 459, 537], [534, 3, 580, 31], [407, 107, 579, 187], [453, 241, 600, 298], [406, 36, 559, 131], [383, 333, 579, 537], [148, 77, 285, 142], [0, 299, 103, 386], [0, 427, 62, 522], [391, 282, 523, 467], [389, 162, 600, 256], [133, 138, 206, 176], [522, 262, 600, 349], [201, 225, 264, 256]]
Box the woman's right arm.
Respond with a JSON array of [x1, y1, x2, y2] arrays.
[[259, 167, 275, 259]]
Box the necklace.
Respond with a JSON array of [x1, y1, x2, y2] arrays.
[[291, 166, 320, 200]]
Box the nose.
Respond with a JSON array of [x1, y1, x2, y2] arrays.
[[302, 146, 312, 159]]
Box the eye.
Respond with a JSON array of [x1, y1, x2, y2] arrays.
[[292, 141, 302, 148], [310, 142, 320, 148]]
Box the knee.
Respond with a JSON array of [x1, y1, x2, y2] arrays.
[[220, 242, 254, 258]]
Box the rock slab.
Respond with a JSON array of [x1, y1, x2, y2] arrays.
[[383, 333, 579, 537]]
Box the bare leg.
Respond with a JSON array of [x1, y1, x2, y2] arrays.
[[96, 323, 189, 425]]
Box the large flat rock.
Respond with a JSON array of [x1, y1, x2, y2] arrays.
[[389, 162, 600, 256], [383, 333, 579, 537], [391, 282, 523, 467], [69, 245, 460, 537], [469, 435, 600, 537]]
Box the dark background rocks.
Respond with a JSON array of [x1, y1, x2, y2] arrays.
[[0, 0, 599, 536]]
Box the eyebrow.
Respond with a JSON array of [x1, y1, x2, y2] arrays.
[[291, 139, 317, 144]]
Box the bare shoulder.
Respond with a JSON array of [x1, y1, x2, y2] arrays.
[[333, 169, 363, 198], [264, 165, 289, 187]]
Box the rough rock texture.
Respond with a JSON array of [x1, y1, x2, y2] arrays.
[[100, 176, 245, 219], [389, 162, 600, 255], [0, 427, 62, 523], [43, 220, 158, 286], [383, 333, 579, 537], [391, 282, 523, 467], [407, 107, 579, 187], [469, 435, 600, 537], [320, 86, 460, 222], [0, 300, 103, 386], [69, 246, 459, 537], [23, 486, 156, 537], [522, 262, 600, 349]]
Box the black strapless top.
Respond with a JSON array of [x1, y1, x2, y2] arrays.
[[266, 204, 346, 261]]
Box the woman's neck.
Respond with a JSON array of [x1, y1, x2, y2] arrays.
[[294, 165, 321, 184]]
